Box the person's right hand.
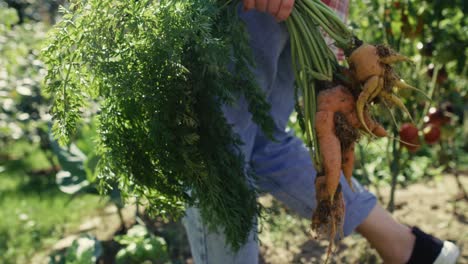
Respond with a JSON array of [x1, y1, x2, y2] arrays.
[[243, 0, 295, 21]]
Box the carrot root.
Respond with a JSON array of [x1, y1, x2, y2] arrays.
[[315, 111, 342, 199], [380, 91, 413, 121], [379, 54, 412, 64], [356, 75, 381, 135], [342, 142, 355, 189], [347, 44, 384, 82], [363, 111, 387, 137], [394, 79, 430, 99]]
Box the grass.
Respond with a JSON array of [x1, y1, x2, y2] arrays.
[[0, 141, 105, 264]]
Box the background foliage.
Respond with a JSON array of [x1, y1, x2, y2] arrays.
[[0, 0, 466, 263], [348, 0, 467, 209]]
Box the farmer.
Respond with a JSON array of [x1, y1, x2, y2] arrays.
[[183, 1, 460, 263]]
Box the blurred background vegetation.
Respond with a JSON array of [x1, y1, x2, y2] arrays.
[[0, 0, 466, 263]]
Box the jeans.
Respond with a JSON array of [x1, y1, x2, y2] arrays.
[[182, 10, 377, 264]]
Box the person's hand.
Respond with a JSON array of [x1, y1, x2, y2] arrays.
[[243, 0, 295, 21]]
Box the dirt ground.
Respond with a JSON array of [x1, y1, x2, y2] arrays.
[[258, 173, 468, 264], [36, 173, 467, 263]]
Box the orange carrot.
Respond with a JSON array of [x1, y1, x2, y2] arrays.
[[348, 44, 384, 83], [315, 84, 387, 199], [315, 111, 342, 199], [317, 86, 355, 113], [345, 109, 387, 137], [347, 43, 416, 133], [341, 142, 355, 188], [363, 111, 387, 137]]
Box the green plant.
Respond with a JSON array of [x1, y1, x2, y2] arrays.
[[115, 225, 170, 264], [346, 0, 467, 209], [0, 4, 62, 184], [41, 0, 275, 249], [49, 234, 103, 264], [49, 125, 127, 225], [0, 159, 103, 264]]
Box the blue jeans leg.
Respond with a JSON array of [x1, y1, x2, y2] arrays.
[[182, 121, 260, 264], [182, 206, 259, 264]]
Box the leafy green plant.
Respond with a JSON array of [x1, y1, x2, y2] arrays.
[[0, 5, 54, 169], [49, 234, 103, 264], [0, 162, 104, 264], [0, 5, 19, 26], [49, 126, 127, 225], [115, 225, 170, 264], [1, 0, 62, 25], [41, 0, 275, 249]]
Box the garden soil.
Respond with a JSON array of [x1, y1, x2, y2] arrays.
[[35, 173, 467, 263]]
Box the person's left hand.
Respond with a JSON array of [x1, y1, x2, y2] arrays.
[[243, 0, 295, 21]]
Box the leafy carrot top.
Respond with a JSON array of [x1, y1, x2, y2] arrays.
[[41, 0, 274, 249]]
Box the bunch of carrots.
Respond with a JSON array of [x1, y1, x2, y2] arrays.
[[285, 0, 420, 257]]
